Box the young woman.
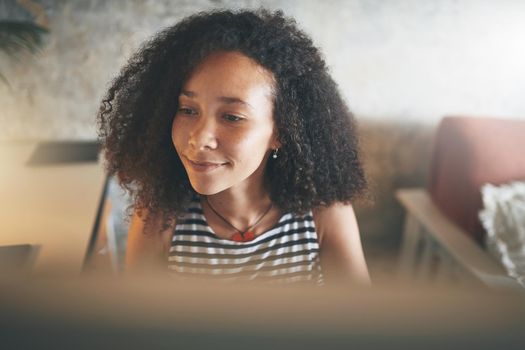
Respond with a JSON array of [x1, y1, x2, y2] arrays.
[[98, 9, 370, 286]]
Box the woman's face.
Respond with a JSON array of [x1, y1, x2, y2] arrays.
[[172, 51, 279, 196]]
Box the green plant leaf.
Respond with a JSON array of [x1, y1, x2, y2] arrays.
[[0, 73, 13, 91], [0, 20, 48, 57], [0, 71, 12, 89]]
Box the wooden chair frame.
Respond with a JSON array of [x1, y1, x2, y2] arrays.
[[396, 188, 520, 289]]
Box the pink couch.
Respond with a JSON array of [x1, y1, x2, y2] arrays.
[[427, 116, 525, 244], [397, 116, 525, 288]]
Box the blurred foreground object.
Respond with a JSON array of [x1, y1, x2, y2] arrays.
[[0, 141, 105, 275], [0, 274, 524, 350], [397, 116, 525, 288]]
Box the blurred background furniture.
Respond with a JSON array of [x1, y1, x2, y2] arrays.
[[396, 116, 525, 288], [0, 141, 105, 275], [0, 244, 40, 273], [84, 176, 131, 274]]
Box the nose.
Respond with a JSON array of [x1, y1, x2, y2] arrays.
[[188, 114, 218, 150]]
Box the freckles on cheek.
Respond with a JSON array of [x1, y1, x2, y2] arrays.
[[231, 132, 262, 152], [172, 134, 180, 149], [234, 131, 273, 156], [171, 120, 178, 143], [171, 120, 186, 147]]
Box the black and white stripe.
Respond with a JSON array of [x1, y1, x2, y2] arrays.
[[168, 201, 324, 285]]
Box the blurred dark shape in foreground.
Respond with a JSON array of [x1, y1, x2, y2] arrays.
[[1, 274, 524, 350]]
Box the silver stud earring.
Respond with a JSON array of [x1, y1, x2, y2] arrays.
[[272, 148, 279, 159]]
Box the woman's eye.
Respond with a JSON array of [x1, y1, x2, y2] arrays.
[[223, 114, 243, 122], [178, 107, 196, 115]]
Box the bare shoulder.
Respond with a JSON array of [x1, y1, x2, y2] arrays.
[[312, 202, 371, 285], [312, 202, 358, 246], [125, 207, 176, 273]]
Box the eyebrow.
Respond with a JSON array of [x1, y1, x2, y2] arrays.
[[180, 90, 254, 110]]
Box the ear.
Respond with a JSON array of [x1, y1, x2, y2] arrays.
[[270, 129, 281, 150]]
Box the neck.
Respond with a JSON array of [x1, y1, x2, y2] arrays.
[[204, 186, 272, 228]]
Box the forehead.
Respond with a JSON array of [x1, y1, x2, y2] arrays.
[[182, 51, 275, 99]]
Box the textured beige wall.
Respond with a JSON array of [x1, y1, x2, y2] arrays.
[[2, 0, 525, 269]]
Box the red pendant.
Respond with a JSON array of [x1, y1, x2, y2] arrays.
[[231, 231, 256, 242], [232, 233, 243, 242], [243, 231, 255, 241]]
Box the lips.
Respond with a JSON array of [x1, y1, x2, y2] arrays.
[[184, 156, 228, 172]]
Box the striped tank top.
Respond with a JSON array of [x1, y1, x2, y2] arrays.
[[167, 199, 324, 285]]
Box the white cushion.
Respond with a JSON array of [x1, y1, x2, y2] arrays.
[[479, 181, 525, 287]]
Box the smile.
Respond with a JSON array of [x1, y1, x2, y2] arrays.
[[186, 157, 227, 172]]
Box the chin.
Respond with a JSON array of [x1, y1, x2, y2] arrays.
[[189, 180, 227, 196]]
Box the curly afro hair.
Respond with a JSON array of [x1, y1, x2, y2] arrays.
[[97, 8, 367, 226]]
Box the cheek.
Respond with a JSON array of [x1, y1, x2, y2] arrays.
[[229, 128, 273, 156], [171, 118, 185, 151]]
